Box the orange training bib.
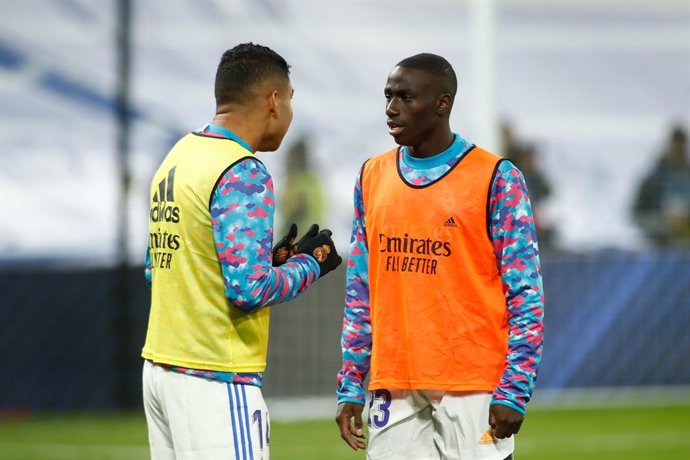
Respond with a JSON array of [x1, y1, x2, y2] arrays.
[[362, 146, 508, 391]]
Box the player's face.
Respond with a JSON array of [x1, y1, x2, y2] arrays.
[[258, 78, 294, 152], [385, 66, 444, 148]]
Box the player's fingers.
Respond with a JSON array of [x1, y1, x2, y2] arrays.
[[513, 419, 523, 435], [320, 228, 333, 237], [296, 224, 319, 247], [352, 436, 366, 449], [349, 424, 366, 449], [353, 411, 365, 438], [287, 222, 298, 241], [494, 421, 511, 439], [351, 407, 366, 448], [335, 404, 366, 450], [337, 417, 361, 450], [305, 223, 319, 238]]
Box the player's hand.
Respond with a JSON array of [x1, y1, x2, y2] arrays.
[[489, 404, 524, 439], [272, 223, 298, 266], [335, 402, 366, 451], [294, 224, 343, 277], [294, 223, 320, 248]]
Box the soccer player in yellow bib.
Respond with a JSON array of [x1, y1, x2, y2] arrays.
[[336, 54, 544, 459], [142, 43, 342, 460]]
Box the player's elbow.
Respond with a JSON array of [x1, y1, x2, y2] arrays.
[[230, 297, 264, 314]]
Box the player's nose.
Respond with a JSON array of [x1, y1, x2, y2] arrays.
[[385, 100, 399, 117]]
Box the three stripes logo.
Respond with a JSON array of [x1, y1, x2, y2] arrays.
[[153, 166, 176, 203], [443, 216, 458, 227], [150, 166, 181, 223]]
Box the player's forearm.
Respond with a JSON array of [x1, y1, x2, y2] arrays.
[[337, 281, 372, 404], [338, 319, 371, 405], [493, 271, 543, 412], [144, 245, 152, 285], [492, 288, 544, 413], [230, 254, 319, 312], [211, 158, 319, 312], [218, 230, 320, 312], [337, 181, 372, 405]]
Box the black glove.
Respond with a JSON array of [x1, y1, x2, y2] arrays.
[[272, 223, 298, 266], [294, 224, 343, 278]]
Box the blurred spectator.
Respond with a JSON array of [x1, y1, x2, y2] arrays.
[[500, 120, 524, 160], [633, 125, 690, 248], [280, 136, 325, 235], [501, 122, 556, 249]]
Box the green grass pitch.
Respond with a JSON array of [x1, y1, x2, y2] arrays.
[[1, 404, 689, 459]]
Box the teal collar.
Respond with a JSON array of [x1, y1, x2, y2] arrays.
[[204, 124, 253, 152], [402, 134, 468, 169]]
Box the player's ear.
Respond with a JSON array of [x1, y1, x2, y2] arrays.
[[437, 94, 453, 116], [267, 90, 279, 118]]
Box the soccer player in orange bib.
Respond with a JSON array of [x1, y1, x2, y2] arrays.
[[335, 53, 544, 460]]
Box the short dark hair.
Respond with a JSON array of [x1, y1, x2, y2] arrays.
[[214, 43, 291, 106], [396, 53, 457, 97]]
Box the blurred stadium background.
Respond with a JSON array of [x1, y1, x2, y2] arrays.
[[1, 0, 689, 458]]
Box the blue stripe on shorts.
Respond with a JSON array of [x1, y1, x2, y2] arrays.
[[242, 385, 255, 460], [227, 383, 242, 460], [234, 384, 247, 459]]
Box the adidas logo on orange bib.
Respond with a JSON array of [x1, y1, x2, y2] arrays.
[[478, 429, 497, 445], [444, 217, 457, 227]]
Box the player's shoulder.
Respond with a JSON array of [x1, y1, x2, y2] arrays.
[[466, 146, 523, 180], [490, 154, 526, 186], [361, 146, 399, 173], [234, 155, 266, 169], [469, 145, 504, 164], [224, 155, 267, 174], [215, 156, 271, 192], [371, 145, 399, 160]]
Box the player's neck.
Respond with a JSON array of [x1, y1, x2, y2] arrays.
[[211, 109, 263, 153], [408, 128, 454, 159]]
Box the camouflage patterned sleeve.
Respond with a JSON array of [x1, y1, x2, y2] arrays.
[[144, 245, 152, 285], [489, 160, 545, 414], [210, 158, 320, 313], [336, 166, 371, 405]]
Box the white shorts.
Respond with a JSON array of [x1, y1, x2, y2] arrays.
[[142, 360, 270, 460], [366, 389, 514, 460]]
